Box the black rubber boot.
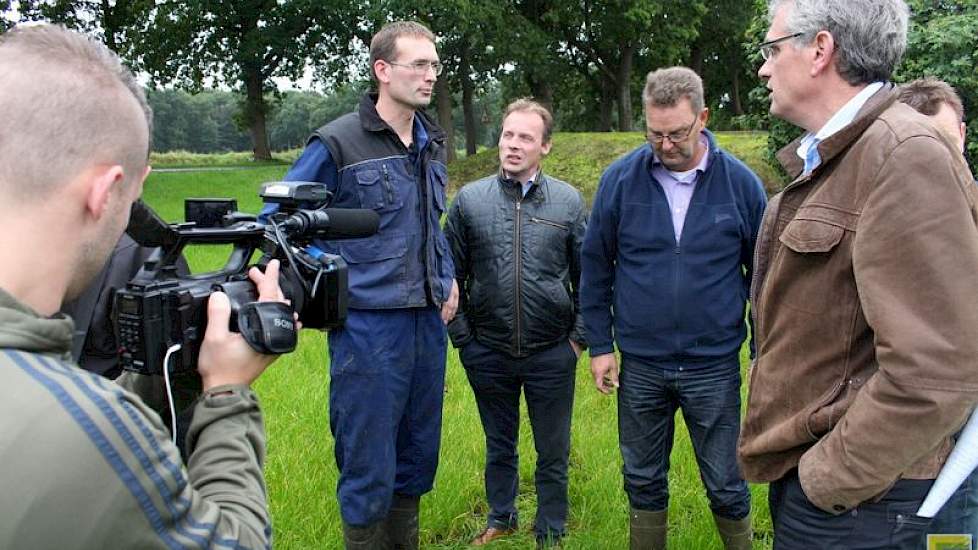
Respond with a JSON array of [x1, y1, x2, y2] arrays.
[[629, 508, 668, 550], [343, 521, 389, 550], [385, 493, 420, 550]]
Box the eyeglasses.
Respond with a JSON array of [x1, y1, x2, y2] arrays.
[[759, 32, 804, 61], [387, 60, 444, 76], [647, 117, 698, 145]]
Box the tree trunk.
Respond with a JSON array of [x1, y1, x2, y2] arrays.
[[244, 67, 272, 161], [435, 75, 456, 162], [460, 44, 477, 156], [527, 75, 554, 113], [731, 68, 744, 116], [598, 79, 614, 132], [101, 0, 118, 52], [616, 45, 635, 132], [689, 43, 704, 75]]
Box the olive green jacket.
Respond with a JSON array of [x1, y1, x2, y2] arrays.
[[0, 287, 271, 549]]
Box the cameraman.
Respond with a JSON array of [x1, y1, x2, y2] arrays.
[[0, 25, 282, 549]]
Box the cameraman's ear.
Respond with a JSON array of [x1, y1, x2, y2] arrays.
[[85, 165, 126, 220]]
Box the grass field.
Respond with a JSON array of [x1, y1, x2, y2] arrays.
[[143, 132, 778, 549]]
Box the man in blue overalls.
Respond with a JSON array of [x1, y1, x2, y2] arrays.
[[263, 21, 458, 549]]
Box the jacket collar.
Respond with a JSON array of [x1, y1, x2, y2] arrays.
[[497, 169, 547, 203], [0, 286, 73, 358], [357, 92, 446, 143], [777, 83, 899, 179]]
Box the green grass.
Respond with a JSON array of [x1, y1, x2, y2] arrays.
[[150, 149, 302, 169], [141, 133, 777, 549], [448, 131, 784, 201]]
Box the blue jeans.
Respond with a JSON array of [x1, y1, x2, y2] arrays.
[[327, 307, 446, 527], [617, 355, 750, 520], [460, 338, 577, 541], [924, 465, 978, 548], [770, 469, 933, 549]]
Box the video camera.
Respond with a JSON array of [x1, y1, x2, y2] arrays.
[[113, 181, 379, 376]]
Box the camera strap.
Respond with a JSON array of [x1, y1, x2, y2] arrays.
[[236, 301, 298, 354]]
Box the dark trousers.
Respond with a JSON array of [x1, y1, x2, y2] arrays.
[[327, 307, 446, 527], [769, 469, 934, 549], [925, 454, 978, 547], [460, 338, 577, 541], [617, 355, 750, 520]]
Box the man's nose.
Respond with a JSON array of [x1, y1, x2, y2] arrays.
[[758, 59, 771, 79]]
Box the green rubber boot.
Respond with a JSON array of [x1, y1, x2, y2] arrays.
[[713, 513, 753, 550], [629, 508, 668, 550]]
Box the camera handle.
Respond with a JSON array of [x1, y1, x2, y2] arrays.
[[236, 301, 297, 354]]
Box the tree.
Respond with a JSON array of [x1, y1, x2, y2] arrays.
[[513, 0, 706, 132], [898, 0, 978, 172], [137, 0, 349, 160], [687, 0, 759, 125], [14, 0, 152, 55], [270, 85, 363, 150], [1, 1, 16, 32]]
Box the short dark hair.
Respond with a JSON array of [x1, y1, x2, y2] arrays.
[[369, 21, 435, 82], [898, 77, 965, 122], [642, 66, 705, 113], [503, 98, 554, 143]]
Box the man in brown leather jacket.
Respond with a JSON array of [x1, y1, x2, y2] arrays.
[[739, 1, 978, 548]]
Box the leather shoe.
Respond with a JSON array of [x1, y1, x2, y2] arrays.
[[470, 526, 516, 546]]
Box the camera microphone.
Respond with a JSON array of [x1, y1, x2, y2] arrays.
[[281, 208, 380, 239]]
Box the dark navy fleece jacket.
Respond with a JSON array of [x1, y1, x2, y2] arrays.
[[580, 130, 767, 366]]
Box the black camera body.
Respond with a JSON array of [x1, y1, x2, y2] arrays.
[[114, 182, 378, 375]]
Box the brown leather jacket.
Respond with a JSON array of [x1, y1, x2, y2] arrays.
[[738, 85, 978, 514]]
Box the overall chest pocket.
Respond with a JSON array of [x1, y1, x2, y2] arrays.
[[355, 165, 403, 212]]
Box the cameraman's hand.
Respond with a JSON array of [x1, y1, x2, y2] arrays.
[[198, 260, 287, 391]]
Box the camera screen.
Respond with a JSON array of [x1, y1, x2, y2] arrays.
[[185, 199, 238, 228], [117, 296, 140, 315]]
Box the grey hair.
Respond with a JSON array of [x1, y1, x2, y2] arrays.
[[642, 67, 705, 113], [0, 24, 152, 200], [767, 0, 909, 85]]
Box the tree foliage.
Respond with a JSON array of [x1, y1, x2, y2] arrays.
[[14, 0, 152, 55], [898, 0, 978, 171], [136, 0, 351, 160], [2, 0, 769, 155], [147, 88, 363, 153]]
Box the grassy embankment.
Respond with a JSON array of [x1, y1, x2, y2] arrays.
[[143, 132, 782, 550]]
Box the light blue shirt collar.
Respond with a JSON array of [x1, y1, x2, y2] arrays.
[[797, 81, 884, 174]]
